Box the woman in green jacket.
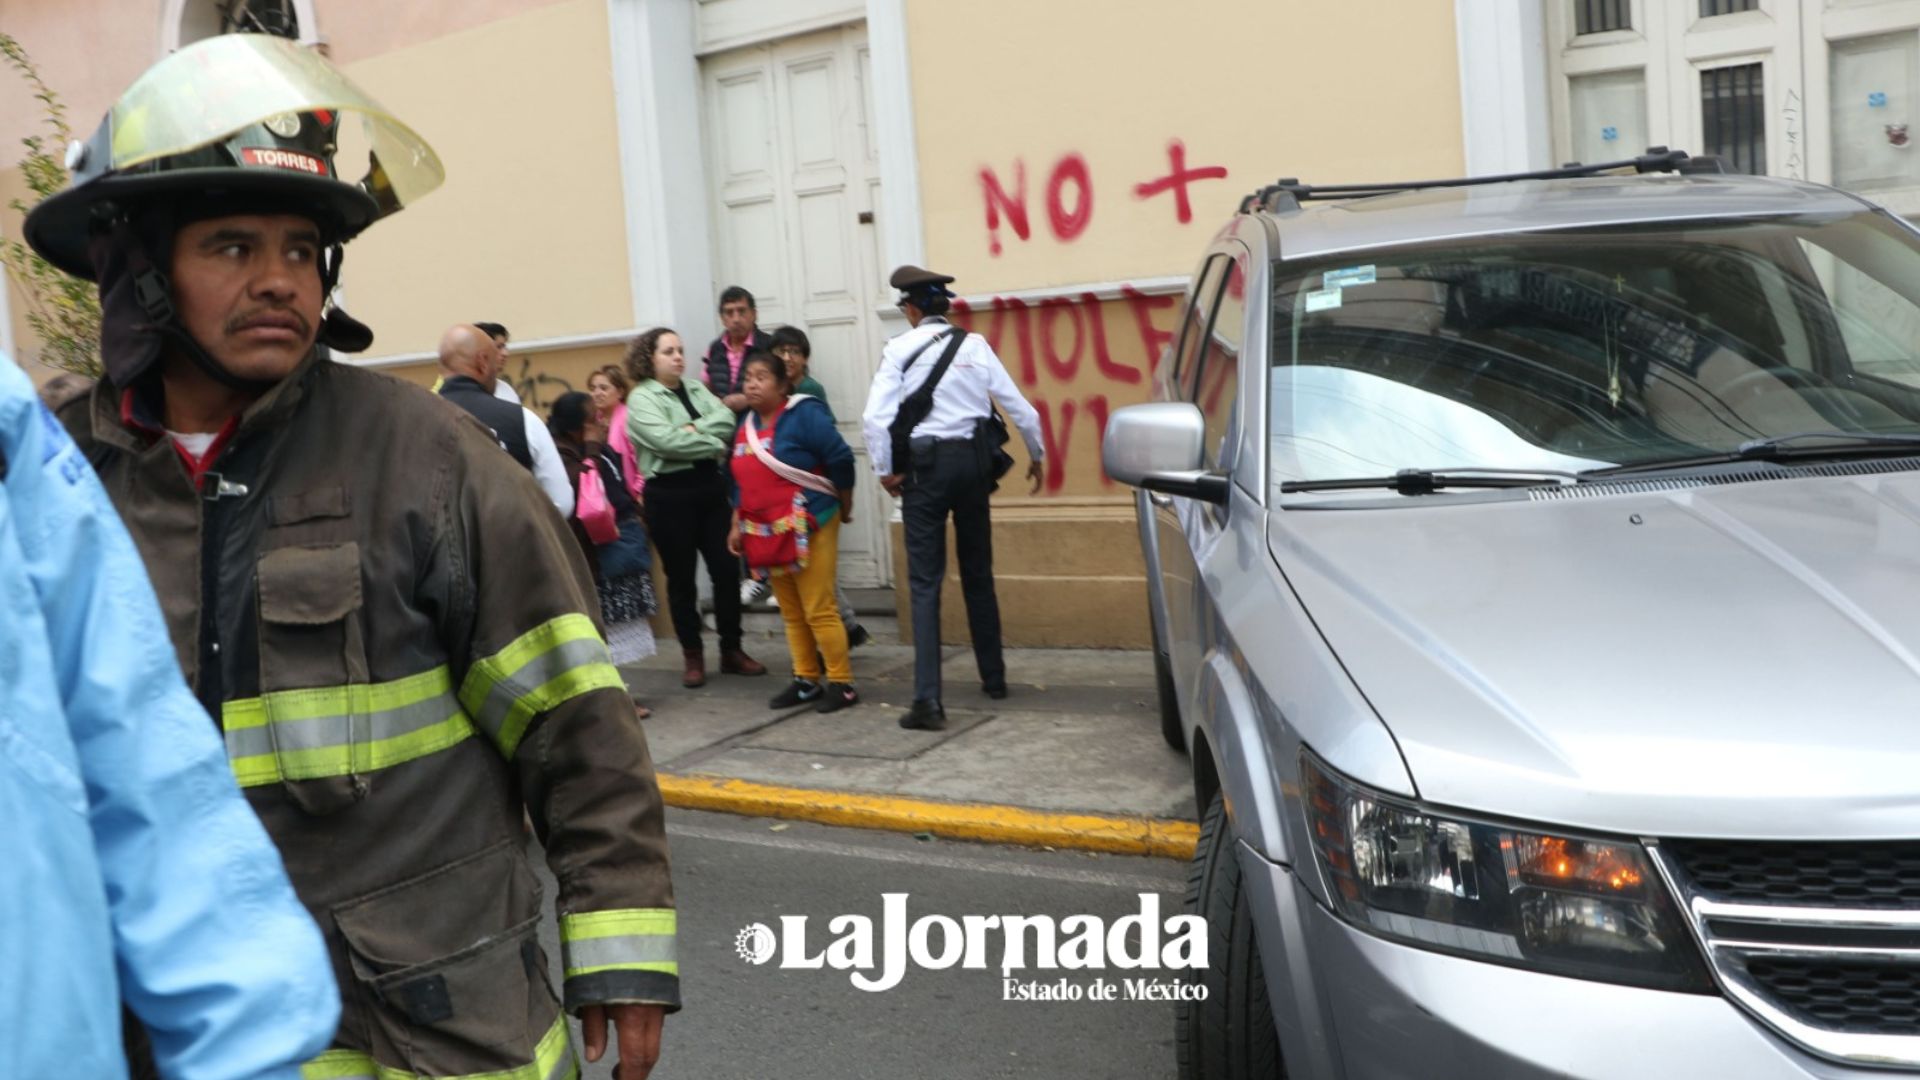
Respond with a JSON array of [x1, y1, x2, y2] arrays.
[[625, 327, 767, 688]]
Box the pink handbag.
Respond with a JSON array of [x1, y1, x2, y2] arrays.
[[576, 460, 619, 544], [608, 404, 645, 502]]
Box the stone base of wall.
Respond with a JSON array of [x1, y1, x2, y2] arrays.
[[888, 496, 1148, 650]]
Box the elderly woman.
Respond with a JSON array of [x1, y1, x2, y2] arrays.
[[624, 327, 766, 689], [726, 350, 860, 712], [548, 391, 657, 717]]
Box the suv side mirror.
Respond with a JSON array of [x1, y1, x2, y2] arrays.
[[1101, 403, 1229, 505]]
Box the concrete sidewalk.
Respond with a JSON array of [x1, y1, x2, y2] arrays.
[[622, 608, 1198, 857]]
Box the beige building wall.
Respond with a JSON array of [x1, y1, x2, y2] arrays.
[[336, 0, 633, 357], [0, 0, 627, 375], [896, 0, 1467, 644], [907, 0, 1466, 292]]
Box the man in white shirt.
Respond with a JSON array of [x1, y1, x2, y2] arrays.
[[861, 265, 1045, 730], [475, 320, 522, 404], [435, 324, 574, 516]]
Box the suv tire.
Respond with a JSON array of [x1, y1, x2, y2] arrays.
[[1178, 790, 1282, 1080]]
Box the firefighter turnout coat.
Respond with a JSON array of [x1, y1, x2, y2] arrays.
[[58, 350, 679, 1079]]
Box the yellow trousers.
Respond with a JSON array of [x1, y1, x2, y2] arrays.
[[771, 516, 852, 684]]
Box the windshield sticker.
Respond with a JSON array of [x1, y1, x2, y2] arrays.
[[1304, 287, 1343, 313], [1323, 265, 1377, 288]]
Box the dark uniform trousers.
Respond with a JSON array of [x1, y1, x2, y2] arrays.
[[902, 438, 1007, 703]]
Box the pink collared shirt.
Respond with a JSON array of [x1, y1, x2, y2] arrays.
[[725, 334, 751, 388]]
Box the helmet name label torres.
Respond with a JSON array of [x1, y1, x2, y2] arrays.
[[241, 147, 326, 176]]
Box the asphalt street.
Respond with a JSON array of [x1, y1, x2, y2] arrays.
[[536, 809, 1189, 1079]]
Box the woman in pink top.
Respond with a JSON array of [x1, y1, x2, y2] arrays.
[[588, 365, 646, 502]]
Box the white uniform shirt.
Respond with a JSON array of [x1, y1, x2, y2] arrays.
[[494, 380, 522, 405], [522, 407, 575, 517], [861, 318, 1046, 476]]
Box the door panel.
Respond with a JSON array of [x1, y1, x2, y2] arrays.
[[703, 23, 891, 585], [1154, 254, 1231, 694]]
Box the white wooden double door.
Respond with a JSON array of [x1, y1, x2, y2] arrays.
[[703, 23, 894, 588]]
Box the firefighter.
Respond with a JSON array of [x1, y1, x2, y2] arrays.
[[27, 35, 677, 1079]]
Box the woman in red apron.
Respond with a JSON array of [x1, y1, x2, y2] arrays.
[[727, 352, 861, 711]]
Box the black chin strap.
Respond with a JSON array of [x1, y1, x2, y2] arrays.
[[125, 239, 372, 389], [129, 261, 282, 395]]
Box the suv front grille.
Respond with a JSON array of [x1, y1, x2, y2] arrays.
[[1651, 841, 1920, 1068], [1664, 839, 1920, 909], [1738, 957, 1920, 1036]]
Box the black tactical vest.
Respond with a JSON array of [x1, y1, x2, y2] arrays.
[[438, 376, 532, 471]]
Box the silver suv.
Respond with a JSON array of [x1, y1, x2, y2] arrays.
[[1106, 150, 1920, 1079]]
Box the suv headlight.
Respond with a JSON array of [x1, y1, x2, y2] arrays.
[[1303, 752, 1713, 993]]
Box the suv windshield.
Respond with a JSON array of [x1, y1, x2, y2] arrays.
[[1269, 210, 1920, 493]]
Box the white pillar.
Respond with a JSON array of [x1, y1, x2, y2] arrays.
[[865, 0, 924, 276], [607, 0, 715, 333], [1455, 0, 1553, 175]]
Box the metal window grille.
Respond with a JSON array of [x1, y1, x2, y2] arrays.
[[1574, 0, 1631, 35], [1700, 0, 1759, 15], [1702, 63, 1767, 174], [218, 0, 299, 38]]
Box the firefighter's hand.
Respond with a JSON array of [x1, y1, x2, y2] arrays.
[[881, 473, 905, 497], [580, 1003, 664, 1079], [1026, 459, 1044, 495]]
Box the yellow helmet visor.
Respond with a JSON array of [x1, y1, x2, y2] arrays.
[[107, 33, 443, 212]]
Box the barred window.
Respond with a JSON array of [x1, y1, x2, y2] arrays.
[[1574, 0, 1631, 35]]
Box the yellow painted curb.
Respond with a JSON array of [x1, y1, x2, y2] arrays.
[[659, 774, 1199, 860]]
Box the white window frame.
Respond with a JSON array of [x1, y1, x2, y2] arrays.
[[1804, 2, 1920, 213]]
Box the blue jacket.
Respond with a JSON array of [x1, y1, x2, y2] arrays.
[[730, 394, 857, 523], [0, 356, 338, 1079]]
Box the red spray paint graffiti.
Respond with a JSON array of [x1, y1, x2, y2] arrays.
[[1134, 139, 1230, 224], [979, 160, 1030, 256], [979, 139, 1227, 256], [951, 285, 1178, 494]]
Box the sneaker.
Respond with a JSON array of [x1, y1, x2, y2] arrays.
[[847, 624, 872, 648], [769, 679, 822, 709], [740, 578, 769, 606], [898, 700, 946, 731], [816, 682, 859, 714]]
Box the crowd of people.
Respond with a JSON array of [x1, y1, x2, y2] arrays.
[[435, 266, 1051, 734], [432, 287, 873, 719]]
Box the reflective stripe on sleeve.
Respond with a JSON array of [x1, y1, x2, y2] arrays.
[[561, 908, 679, 978], [299, 1011, 576, 1080], [223, 666, 474, 788], [458, 614, 627, 758], [300, 1049, 376, 1079]]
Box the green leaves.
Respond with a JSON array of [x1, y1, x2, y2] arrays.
[[0, 32, 100, 379]]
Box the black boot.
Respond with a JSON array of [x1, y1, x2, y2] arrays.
[[899, 700, 946, 731]]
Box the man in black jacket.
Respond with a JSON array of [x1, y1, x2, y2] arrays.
[[702, 285, 774, 415]]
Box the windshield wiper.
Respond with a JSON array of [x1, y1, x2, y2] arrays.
[[1583, 431, 1920, 478], [1280, 468, 1581, 495]]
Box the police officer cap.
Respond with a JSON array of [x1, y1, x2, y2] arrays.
[[889, 264, 956, 290]]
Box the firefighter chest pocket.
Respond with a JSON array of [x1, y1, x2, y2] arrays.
[[333, 840, 556, 1071], [254, 542, 371, 814]]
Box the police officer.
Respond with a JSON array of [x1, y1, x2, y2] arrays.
[[862, 265, 1045, 730]]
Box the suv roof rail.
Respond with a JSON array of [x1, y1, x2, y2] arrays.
[[1240, 148, 1731, 214]]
